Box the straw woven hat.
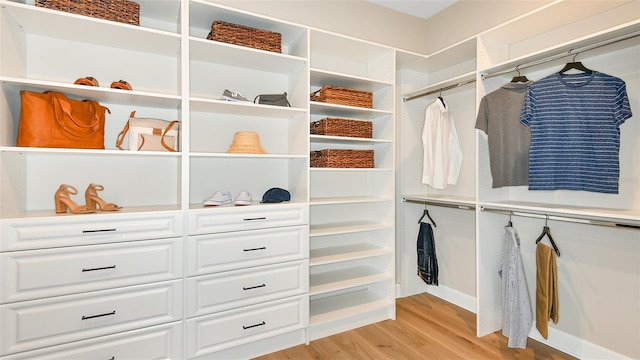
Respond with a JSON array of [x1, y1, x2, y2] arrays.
[[227, 131, 266, 154]]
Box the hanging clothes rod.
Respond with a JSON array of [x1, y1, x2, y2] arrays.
[[403, 78, 477, 102], [482, 30, 640, 80], [403, 197, 476, 211], [481, 205, 640, 230]]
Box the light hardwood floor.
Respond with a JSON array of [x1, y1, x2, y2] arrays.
[[255, 293, 576, 360]]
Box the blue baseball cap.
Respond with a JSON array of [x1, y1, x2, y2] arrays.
[[260, 188, 291, 203]]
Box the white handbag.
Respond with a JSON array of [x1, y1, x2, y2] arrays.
[[116, 111, 180, 151]]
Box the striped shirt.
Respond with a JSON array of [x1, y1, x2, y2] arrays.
[[520, 71, 632, 194]]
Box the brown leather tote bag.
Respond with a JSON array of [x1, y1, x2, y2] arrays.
[[16, 91, 109, 149]]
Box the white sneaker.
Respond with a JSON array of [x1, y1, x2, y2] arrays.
[[234, 190, 252, 206], [203, 191, 232, 206], [222, 89, 250, 102]]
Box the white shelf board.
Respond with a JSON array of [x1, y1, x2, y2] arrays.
[[188, 152, 306, 159], [479, 200, 640, 226], [1, 77, 181, 108], [310, 168, 393, 173], [2, 204, 181, 220], [310, 29, 393, 64], [310, 69, 392, 92], [0, 146, 182, 158], [309, 135, 391, 145], [400, 37, 477, 74], [310, 244, 392, 266], [480, 20, 640, 75], [396, 49, 429, 71], [310, 102, 392, 119], [188, 200, 307, 211], [190, 97, 306, 117], [189, 37, 307, 74], [309, 266, 392, 296], [310, 196, 392, 206], [478, 0, 632, 45], [309, 221, 392, 237], [2, 1, 181, 56], [309, 289, 391, 325]]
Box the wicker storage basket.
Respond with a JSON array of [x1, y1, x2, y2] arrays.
[[35, 0, 140, 26], [310, 86, 373, 108], [207, 21, 281, 53], [310, 149, 374, 168], [310, 118, 373, 138]]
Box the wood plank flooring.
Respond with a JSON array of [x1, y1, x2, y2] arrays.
[[255, 293, 577, 360]]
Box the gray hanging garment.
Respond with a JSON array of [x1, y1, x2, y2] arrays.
[[498, 225, 533, 348]]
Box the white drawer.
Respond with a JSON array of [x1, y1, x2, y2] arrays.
[[0, 211, 183, 252], [186, 260, 308, 317], [0, 280, 183, 356], [1, 238, 183, 303], [187, 225, 308, 276], [186, 295, 308, 358], [187, 203, 308, 235], [2, 322, 182, 360]]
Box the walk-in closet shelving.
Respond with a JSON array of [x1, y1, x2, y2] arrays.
[[396, 44, 478, 309], [308, 29, 395, 341], [476, 38, 640, 355], [0, 0, 183, 218], [187, 0, 309, 208], [398, 2, 639, 357], [0, 1, 185, 358], [473, 3, 639, 358], [184, 2, 311, 358]]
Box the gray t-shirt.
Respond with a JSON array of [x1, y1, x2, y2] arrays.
[[475, 82, 531, 188]]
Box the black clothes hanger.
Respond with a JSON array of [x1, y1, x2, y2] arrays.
[[507, 211, 513, 227], [535, 215, 561, 257], [559, 53, 592, 74], [437, 90, 446, 109], [511, 65, 529, 83], [418, 205, 437, 227]]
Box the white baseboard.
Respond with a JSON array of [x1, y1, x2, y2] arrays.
[[528, 323, 632, 360], [425, 284, 477, 314]]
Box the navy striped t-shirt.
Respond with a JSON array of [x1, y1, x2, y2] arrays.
[[520, 71, 632, 194]]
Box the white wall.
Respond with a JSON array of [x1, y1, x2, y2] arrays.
[[424, 0, 555, 53], [213, 0, 430, 53], [215, 1, 562, 54]]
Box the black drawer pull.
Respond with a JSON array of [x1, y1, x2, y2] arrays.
[[243, 217, 266, 221], [108, 357, 115, 360], [243, 283, 266, 290], [82, 310, 116, 320], [243, 246, 266, 252], [82, 265, 116, 272], [243, 321, 266, 330], [82, 229, 116, 233]]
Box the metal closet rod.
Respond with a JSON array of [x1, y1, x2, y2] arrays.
[[403, 198, 476, 211], [482, 30, 640, 80], [403, 78, 476, 102], [481, 206, 640, 230]]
